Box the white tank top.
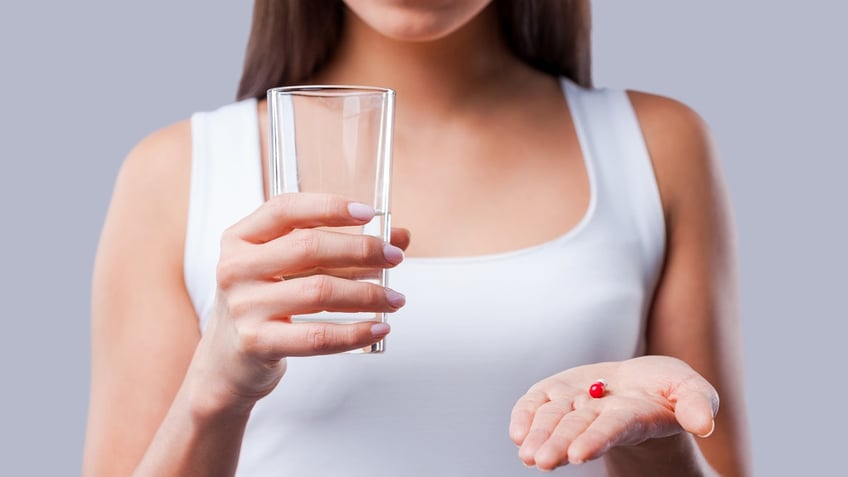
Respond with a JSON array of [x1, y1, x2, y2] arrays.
[[186, 78, 665, 477]]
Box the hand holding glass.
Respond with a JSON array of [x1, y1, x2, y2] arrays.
[[267, 86, 396, 353]]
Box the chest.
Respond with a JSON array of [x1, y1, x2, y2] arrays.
[[388, 106, 590, 258]]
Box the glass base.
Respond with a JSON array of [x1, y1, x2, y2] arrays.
[[350, 338, 384, 354]]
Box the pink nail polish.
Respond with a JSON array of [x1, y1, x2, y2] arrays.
[[383, 244, 404, 265], [385, 289, 406, 308], [371, 322, 390, 337], [347, 202, 375, 221]]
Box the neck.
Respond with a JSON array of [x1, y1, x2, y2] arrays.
[[310, 5, 527, 116]]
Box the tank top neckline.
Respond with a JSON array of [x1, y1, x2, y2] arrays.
[[244, 77, 597, 265]]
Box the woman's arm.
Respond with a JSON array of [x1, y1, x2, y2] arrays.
[[85, 123, 260, 475], [83, 122, 405, 476], [83, 121, 210, 475], [509, 92, 751, 476], [604, 91, 751, 476]]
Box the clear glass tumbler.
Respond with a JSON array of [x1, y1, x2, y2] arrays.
[[267, 85, 396, 353]]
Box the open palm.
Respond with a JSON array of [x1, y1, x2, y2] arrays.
[[509, 356, 719, 471]]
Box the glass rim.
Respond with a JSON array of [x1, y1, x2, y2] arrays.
[[267, 84, 395, 97]]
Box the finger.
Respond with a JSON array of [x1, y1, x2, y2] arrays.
[[517, 399, 573, 466], [671, 380, 719, 438], [247, 229, 403, 279], [228, 193, 376, 244], [236, 275, 405, 318], [509, 390, 549, 445], [390, 227, 411, 251], [566, 407, 640, 464], [532, 407, 599, 470], [240, 320, 392, 359]]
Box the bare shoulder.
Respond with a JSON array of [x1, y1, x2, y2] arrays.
[[92, 117, 195, 320], [625, 90, 712, 156], [115, 120, 193, 232], [94, 116, 195, 322], [625, 90, 722, 218], [127, 118, 192, 160]]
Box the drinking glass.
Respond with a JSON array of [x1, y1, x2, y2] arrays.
[[267, 85, 396, 353]]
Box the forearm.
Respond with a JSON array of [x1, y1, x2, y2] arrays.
[[132, 381, 253, 477], [604, 434, 717, 477]]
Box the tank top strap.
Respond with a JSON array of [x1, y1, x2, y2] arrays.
[[185, 98, 263, 329], [562, 78, 666, 285]]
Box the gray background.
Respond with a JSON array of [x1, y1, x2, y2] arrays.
[[1, 1, 845, 474]]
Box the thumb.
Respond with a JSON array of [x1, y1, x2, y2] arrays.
[[670, 377, 720, 438]]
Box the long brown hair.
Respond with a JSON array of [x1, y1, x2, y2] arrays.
[[237, 0, 592, 101]]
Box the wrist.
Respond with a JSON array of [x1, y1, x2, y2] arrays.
[[605, 433, 714, 477], [131, 371, 254, 477], [180, 365, 257, 424], [185, 380, 256, 425], [181, 338, 273, 422]]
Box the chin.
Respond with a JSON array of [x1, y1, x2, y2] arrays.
[[343, 0, 494, 42]]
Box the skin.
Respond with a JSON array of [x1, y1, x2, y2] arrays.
[[83, 1, 751, 475]]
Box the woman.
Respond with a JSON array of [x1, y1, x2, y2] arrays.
[[84, 0, 751, 475]]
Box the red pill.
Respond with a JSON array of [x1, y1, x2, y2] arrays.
[[588, 379, 607, 399]]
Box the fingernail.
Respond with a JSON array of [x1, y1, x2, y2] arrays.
[[383, 243, 404, 265], [697, 419, 716, 438], [371, 322, 390, 337], [347, 202, 375, 221], [385, 288, 406, 308]]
